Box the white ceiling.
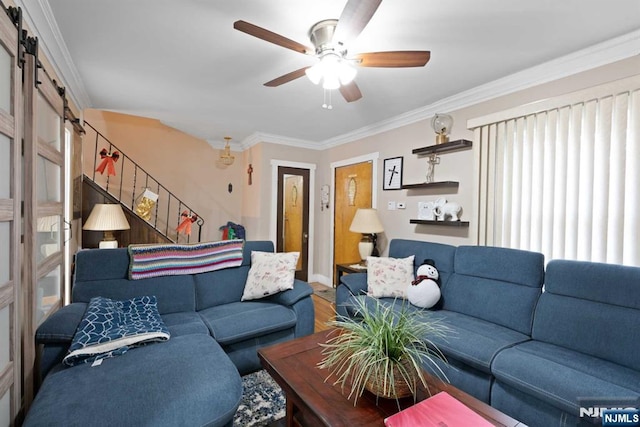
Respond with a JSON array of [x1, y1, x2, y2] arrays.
[[21, 0, 640, 148]]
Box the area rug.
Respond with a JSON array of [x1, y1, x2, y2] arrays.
[[233, 370, 285, 426], [313, 285, 336, 304]]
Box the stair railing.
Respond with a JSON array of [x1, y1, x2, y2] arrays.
[[84, 121, 204, 243]]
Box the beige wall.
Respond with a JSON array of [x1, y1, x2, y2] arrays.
[[313, 56, 640, 283], [83, 110, 244, 242], [82, 57, 639, 284]]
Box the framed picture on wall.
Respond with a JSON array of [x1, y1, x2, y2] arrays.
[[383, 157, 403, 190]]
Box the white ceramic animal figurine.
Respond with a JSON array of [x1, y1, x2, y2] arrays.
[[407, 259, 441, 309], [434, 201, 462, 221]]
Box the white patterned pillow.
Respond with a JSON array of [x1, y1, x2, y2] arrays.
[[242, 251, 300, 301], [367, 255, 415, 298]]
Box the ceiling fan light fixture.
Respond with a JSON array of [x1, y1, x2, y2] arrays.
[[306, 53, 357, 89], [322, 74, 341, 90], [338, 61, 357, 85], [305, 62, 323, 85]]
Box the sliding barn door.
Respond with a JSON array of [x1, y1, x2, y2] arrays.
[[22, 50, 66, 407], [0, 8, 22, 426]]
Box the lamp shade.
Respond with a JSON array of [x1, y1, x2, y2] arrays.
[[349, 209, 384, 234], [83, 204, 130, 231]]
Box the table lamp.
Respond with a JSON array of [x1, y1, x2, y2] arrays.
[[83, 203, 130, 248], [349, 208, 384, 262]]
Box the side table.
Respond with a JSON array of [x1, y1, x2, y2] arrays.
[[335, 262, 367, 288]]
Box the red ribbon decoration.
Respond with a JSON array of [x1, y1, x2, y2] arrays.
[[176, 210, 198, 235], [95, 148, 120, 176]]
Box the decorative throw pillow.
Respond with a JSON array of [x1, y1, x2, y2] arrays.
[[242, 251, 299, 301], [367, 255, 415, 298]]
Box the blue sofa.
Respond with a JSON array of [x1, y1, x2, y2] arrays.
[[25, 241, 315, 427], [337, 239, 640, 427]]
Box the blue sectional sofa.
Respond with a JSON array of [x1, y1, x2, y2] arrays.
[[337, 239, 640, 427], [25, 241, 315, 427]]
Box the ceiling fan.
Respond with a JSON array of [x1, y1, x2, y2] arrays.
[[233, 0, 430, 104]]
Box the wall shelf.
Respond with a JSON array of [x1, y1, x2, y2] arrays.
[[402, 181, 459, 190], [412, 139, 472, 156], [410, 219, 470, 227]]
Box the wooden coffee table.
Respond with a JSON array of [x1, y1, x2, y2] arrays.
[[258, 329, 525, 427]]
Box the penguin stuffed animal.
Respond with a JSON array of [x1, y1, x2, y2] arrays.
[[407, 259, 441, 309]]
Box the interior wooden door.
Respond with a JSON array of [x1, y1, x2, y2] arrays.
[[333, 161, 373, 284], [276, 167, 310, 281], [0, 8, 22, 425], [22, 52, 66, 408]]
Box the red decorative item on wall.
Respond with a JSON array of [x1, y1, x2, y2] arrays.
[[176, 210, 198, 235], [95, 148, 120, 176]]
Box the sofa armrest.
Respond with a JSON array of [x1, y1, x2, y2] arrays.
[[268, 280, 313, 306], [36, 302, 87, 344], [340, 272, 367, 295]]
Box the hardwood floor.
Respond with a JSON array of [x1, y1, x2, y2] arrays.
[[310, 283, 335, 332]]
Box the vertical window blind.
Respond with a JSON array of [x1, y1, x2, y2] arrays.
[[470, 75, 640, 266]]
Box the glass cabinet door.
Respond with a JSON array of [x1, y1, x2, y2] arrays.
[[0, 7, 21, 425]]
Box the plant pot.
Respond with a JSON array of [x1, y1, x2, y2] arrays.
[[364, 362, 416, 400]]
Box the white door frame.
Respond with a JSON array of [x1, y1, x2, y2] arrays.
[[270, 160, 316, 281], [329, 152, 379, 286]]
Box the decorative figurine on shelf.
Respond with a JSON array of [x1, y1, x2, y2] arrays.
[[176, 210, 198, 235], [431, 113, 453, 145], [426, 153, 440, 183], [95, 148, 120, 176], [433, 198, 463, 221], [134, 188, 159, 221], [407, 259, 441, 309]]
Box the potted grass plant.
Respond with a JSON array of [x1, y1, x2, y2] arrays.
[[318, 296, 449, 405]]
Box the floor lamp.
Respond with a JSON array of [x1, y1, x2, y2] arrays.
[[349, 208, 384, 262]]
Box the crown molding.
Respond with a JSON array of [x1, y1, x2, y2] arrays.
[[16, 0, 91, 110], [19, 1, 638, 151], [321, 29, 640, 148], [238, 132, 323, 151]]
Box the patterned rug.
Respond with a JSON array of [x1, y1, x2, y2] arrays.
[[312, 283, 336, 304], [233, 370, 285, 426]]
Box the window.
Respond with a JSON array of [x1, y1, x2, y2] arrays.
[[471, 75, 640, 266]]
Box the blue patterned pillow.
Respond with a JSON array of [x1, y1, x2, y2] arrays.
[[64, 295, 170, 367]]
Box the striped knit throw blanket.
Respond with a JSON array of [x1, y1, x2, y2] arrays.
[[128, 239, 244, 280]]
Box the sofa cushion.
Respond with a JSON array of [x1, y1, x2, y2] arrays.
[[194, 240, 275, 310], [443, 246, 544, 335], [161, 312, 209, 337], [388, 239, 456, 286], [24, 334, 242, 427], [266, 280, 314, 306], [491, 340, 640, 417], [366, 255, 414, 298], [534, 259, 640, 371], [425, 310, 531, 373], [199, 301, 297, 345], [73, 249, 196, 314], [242, 251, 299, 301], [35, 302, 88, 343]]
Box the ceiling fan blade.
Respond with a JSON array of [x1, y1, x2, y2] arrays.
[[234, 20, 312, 55], [333, 0, 382, 46], [264, 67, 311, 87], [339, 81, 363, 103], [354, 51, 431, 67]]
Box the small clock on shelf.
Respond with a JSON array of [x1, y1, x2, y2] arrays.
[[383, 156, 403, 190]]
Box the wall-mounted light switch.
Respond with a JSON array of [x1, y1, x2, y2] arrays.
[[388, 201, 396, 210]]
